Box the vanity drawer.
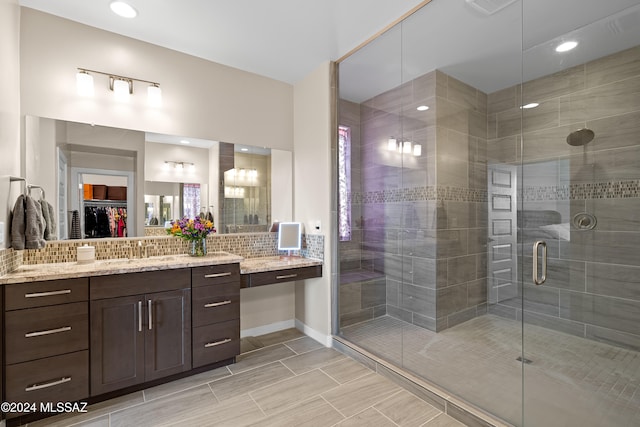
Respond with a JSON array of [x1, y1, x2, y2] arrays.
[[5, 350, 89, 418], [192, 286, 239, 327], [192, 320, 240, 368], [5, 278, 88, 310], [245, 265, 322, 287], [90, 269, 190, 300], [5, 302, 89, 364], [191, 264, 240, 288]]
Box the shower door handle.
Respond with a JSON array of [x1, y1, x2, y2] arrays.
[[533, 241, 547, 285]]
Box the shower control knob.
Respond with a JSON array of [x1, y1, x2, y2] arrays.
[[572, 212, 597, 230]]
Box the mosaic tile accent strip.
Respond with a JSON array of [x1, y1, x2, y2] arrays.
[[144, 227, 169, 236], [17, 232, 324, 265], [0, 248, 22, 275], [522, 180, 640, 201], [355, 186, 488, 204]]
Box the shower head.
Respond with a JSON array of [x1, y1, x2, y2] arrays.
[[566, 128, 595, 146]]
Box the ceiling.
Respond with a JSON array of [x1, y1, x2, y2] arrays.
[[339, 0, 640, 102], [18, 0, 426, 85]]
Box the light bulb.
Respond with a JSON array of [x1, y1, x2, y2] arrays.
[[413, 144, 422, 156], [387, 138, 397, 151]]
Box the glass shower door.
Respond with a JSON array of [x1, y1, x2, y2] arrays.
[[521, 2, 640, 425]]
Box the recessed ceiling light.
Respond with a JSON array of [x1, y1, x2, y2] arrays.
[[520, 103, 539, 109], [555, 41, 578, 53], [417, 105, 429, 111], [180, 140, 190, 145], [110, 1, 137, 18]]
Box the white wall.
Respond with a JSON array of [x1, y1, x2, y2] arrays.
[[144, 141, 209, 185], [24, 115, 56, 213], [293, 61, 333, 345], [20, 8, 293, 152], [0, 0, 21, 249], [271, 150, 293, 223]]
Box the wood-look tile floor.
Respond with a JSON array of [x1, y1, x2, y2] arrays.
[[342, 315, 640, 427], [27, 329, 467, 427]]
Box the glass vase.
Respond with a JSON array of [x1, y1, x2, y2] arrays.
[[189, 237, 207, 257]]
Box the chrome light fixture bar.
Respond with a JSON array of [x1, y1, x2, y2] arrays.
[[165, 161, 195, 170], [76, 68, 162, 106]]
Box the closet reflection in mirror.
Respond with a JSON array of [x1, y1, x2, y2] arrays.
[[24, 116, 291, 240]]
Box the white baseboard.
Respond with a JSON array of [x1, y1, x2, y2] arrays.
[[294, 319, 331, 347], [240, 319, 295, 338]]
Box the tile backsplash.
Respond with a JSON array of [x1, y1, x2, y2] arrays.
[[5, 232, 323, 269]]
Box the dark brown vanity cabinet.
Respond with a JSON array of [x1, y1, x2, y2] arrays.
[[191, 264, 241, 368], [90, 270, 191, 396], [3, 278, 90, 418]]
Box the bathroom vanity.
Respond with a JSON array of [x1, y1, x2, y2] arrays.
[[0, 252, 322, 424]]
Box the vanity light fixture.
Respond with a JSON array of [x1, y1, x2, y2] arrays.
[[386, 137, 421, 156], [164, 161, 195, 170], [417, 105, 429, 111], [76, 68, 162, 106], [520, 102, 539, 109], [555, 41, 578, 53]]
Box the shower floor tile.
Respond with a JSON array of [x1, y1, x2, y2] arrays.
[[341, 315, 640, 427]]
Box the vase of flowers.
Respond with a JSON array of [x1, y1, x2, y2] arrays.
[[167, 216, 216, 256]]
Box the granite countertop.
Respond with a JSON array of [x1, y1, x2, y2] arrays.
[[0, 252, 244, 285], [240, 256, 322, 274]]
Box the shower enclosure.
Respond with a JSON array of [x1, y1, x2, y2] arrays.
[[335, 0, 640, 425]]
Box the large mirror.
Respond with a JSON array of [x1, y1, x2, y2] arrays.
[[23, 116, 292, 240]]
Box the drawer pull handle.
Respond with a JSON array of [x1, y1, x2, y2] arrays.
[[25, 326, 72, 338], [204, 300, 232, 308], [25, 376, 72, 392], [276, 274, 298, 280], [25, 289, 71, 298], [204, 272, 232, 278], [205, 338, 232, 348]]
